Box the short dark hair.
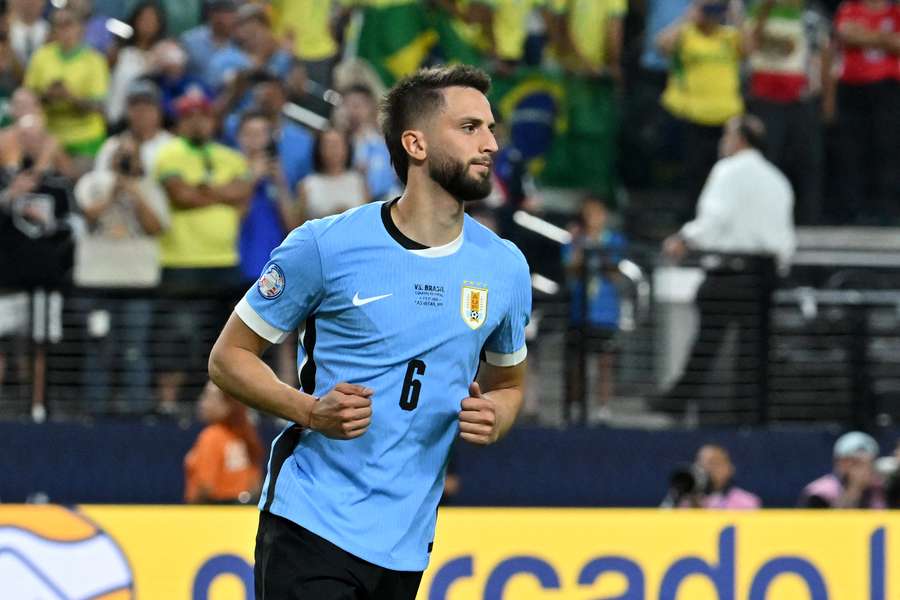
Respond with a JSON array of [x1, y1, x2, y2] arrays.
[[379, 65, 491, 185], [237, 109, 271, 132]]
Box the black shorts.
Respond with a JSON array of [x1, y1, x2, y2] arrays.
[[254, 510, 423, 600]]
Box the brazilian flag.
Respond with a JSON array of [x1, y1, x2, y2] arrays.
[[430, 4, 488, 67], [489, 68, 618, 196], [539, 74, 618, 196], [355, 0, 439, 86]]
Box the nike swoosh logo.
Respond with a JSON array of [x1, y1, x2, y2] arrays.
[[352, 292, 393, 307]]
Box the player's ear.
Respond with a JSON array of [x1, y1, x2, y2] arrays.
[[401, 129, 427, 161]]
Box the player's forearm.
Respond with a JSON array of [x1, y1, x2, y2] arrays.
[[483, 386, 523, 440], [208, 344, 314, 426]]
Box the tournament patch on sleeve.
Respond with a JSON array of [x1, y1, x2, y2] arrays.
[[257, 263, 286, 300]]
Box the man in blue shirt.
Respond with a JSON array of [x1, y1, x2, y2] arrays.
[[206, 5, 293, 95], [220, 72, 315, 192], [180, 0, 237, 87], [209, 65, 531, 599]]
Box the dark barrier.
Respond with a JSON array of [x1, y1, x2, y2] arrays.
[[2, 422, 897, 507]]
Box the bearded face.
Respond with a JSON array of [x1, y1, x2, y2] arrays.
[[427, 146, 493, 203]]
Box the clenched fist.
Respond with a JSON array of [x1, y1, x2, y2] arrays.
[[458, 382, 499, 445], [309, 383, 373, 440]]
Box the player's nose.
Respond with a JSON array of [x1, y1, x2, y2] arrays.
[[481, 129, 498, 154]]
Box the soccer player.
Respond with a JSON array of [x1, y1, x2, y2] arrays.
[[208, 65, 532, 599]]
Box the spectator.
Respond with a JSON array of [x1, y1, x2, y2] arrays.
[[184, 380, 263, 504], [206, 4, 293, 95], [221, 71, 315, 193], [72, 80, 172, 412], [24, 7, 109, 168], [0, 87, 74, 178], [91, 0, 201, 38], [800, 431, 886, 508], [461, 0, 549, 74], [297, 127, 368, 220], [235, 110, 298, 283], [0, 11, 25, 125], [146, 39, 211, 125], [641, 0, 693, 76], [562, 196, 626, 423], [831, 0, 900, 223], [153, 89, 252, 414], [627, 0, 693, 190], [553, 0, 625, 83], [539, 0, 625, 196], [270, 0, 341, 88], [9, 0, 48, 65], [106, 2, 167, 126], [658, 116, 795, 419], [180, 0, 237, 87], [744, 0, 830, 225], [693, 444, 762, 508], [340, 83, 399, 202], [234, 109, 300, 389], [0, 102, 78, 422], [657, 0, 747, 219]]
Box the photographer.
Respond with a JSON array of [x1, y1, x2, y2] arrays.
[[879, 440, 900, 509], [662, 444, 761, 508], [72, 79, 172, 413], [800, 432, 886, 509]]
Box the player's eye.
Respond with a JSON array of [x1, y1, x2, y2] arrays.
[[462, 124, 476, 133]]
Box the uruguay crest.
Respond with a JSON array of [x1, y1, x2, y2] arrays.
[[460, 283, 488, 330]]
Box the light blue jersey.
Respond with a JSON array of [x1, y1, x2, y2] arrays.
[[235, 200, 531, 571]]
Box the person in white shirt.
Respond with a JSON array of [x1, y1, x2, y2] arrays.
[[72, 79, 173, 413], [657, 115, 796, 421], [297, 127, 369, 220]]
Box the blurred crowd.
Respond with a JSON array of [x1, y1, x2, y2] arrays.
[[0, 0, 896, 421]]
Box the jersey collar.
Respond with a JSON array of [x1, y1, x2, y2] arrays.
[[381, 198, 464, 258]]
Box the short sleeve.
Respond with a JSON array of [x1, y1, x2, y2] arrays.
[[484, 245, 532, 367], [235, 223, 326, 344], [154, 141, 182, 182]]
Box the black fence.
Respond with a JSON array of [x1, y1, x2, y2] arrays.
[[3, 246, 900, 428]]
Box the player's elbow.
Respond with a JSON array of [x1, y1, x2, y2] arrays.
[[207, 340, 229, 388]]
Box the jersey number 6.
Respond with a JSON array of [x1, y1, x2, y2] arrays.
[[399, 359, 427, 411]]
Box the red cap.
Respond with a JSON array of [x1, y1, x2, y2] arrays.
[[174, 90, 212, 117]]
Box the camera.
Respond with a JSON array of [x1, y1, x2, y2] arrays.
[[116, 154, 133, 174], [265, 138, 278, 160], [661, 463, 711, 507]]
